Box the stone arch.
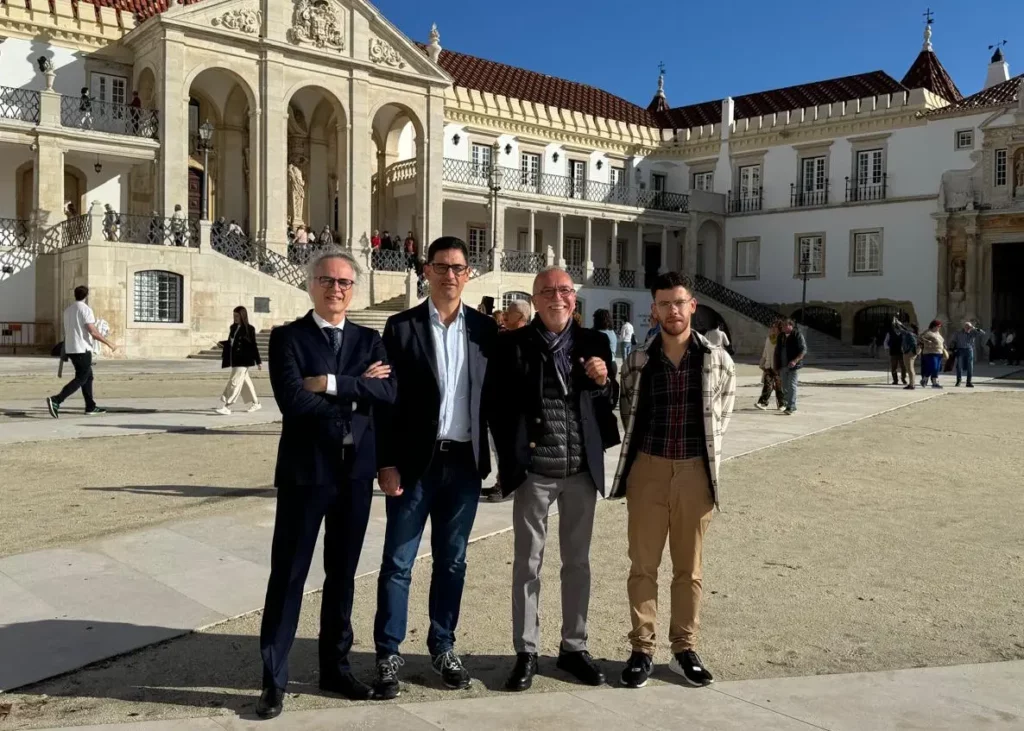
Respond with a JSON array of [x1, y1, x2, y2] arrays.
[[610, 299, 632, 333], [792, 305, 842, 340], [854, 304, 909, 346], [15, 161, 35, 221], [693, 303, 730, 341], [63, 165, 87, 217], [135, 66, 158, 108], [696, 218, 723, 282], [286, 85, 349, 236], [183, 65, 258, 115], [369, 99, 425, 140], [371, 102, 425, 247]]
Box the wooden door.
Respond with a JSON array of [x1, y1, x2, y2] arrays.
[[188, 168, 203, 220]]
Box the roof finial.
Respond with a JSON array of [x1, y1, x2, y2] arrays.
[[427, 22, 442, 63], [989, 39, 1008, 63], [922, 8, 933, 51], [657, 61, 665, 96]]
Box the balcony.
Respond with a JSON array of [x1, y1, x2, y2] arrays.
[[791, 182, 830, 208], [442, 159, 689, 213], [0, 87, 40, 124], [500, 249, 546, 274], [0, 218, 31, 247], [60, 97, 159, 139], [728, 188, 762, 213], [845, 175, 888, 203]]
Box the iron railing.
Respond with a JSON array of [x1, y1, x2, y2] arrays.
[[370, 248, 409, 272], [103, 212, 199, 247], [845, 175, 888, 203], [212, 229, 307, 290], [0, 321, 55, 354], [619, 270, 636, 289], [441, 159, 689, 212], [0, 218, 30, 247], [60, 96, 159, 138], [500, 249, 545, 274], [791, 182, 830, 207], [0, 86, 40, 123], [691, 274, 784, 329], [728, 188, 762, 213], [592, 267, 611, 287], [566, 263, 584, 281], [42, 214, 92, 251]]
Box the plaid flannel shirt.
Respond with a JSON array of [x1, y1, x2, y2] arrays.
[[610, 330, 736, 507]]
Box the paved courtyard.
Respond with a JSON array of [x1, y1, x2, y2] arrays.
[[0, 358, 1022, 730]]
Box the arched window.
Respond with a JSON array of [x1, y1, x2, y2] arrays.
[[502, 291, 530, 310], [134, 270, 183, 323], [611, 300, 632, 332], [853, 305, 909, 345], [693, 304, 730, 341], [791, 306, 843, 340]]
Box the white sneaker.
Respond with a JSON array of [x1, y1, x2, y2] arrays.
[[215, 406, 231, 415], [246, 403, 263, 413], [754, 402, 768, 411]]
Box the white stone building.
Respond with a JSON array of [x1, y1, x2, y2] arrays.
[[0, 3, 1020, 358]]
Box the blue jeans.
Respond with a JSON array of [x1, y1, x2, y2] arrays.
[[374, 448, 481, 657], [621, 343, 632, 360], [780, 367, 799, 411], [956, 349, 974, 383]]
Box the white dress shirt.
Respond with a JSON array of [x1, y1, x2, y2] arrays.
[[428, 299, 472, 442]]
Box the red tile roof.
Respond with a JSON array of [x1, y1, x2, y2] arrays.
[[80, 0, 204, 21], [901, 50, 962, 102], [924, 74, 1023, 116]]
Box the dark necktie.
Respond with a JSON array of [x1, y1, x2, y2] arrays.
[[323, 327, 342, 355]]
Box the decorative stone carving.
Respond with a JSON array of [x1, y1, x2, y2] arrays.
[[369, 37, 405, 68], [288, 162, 306, 226], [1015, 148, 1024, 195], [951, 257, 965, 293], [426, 23, 442, 63], [288, 0, 345, 51], [211, 8, 262, 35]]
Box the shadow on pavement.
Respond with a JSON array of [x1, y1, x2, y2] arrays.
[[79, 424, 281, 436], [81, 485, 276, 499]]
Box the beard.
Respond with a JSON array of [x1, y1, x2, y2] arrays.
[[661, 317, 690, 336]]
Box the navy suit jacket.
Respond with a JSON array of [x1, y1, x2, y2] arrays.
[[376, 300, 498, 488], [269, 311, 397, 487]]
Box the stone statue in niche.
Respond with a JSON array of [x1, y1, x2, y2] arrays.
[[288, 161, 306, 226], [1016, 151, 1024, 189], [951, 257, 965, 293]]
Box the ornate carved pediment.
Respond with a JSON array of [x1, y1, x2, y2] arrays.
[[288, 0, 345, 51], [211, 7, 262, 35], [368, 37, 405, 69]]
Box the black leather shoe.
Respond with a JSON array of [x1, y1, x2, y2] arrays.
[[504, 652, 538, 692], [320, 671, 373, 700], [255, 686, 284, 719], [556, 649, 605, 686]]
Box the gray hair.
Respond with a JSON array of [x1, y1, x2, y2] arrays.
[[507, 298, 532, 319], [532, 265, 572, 292], [306, 248, 362, 295]]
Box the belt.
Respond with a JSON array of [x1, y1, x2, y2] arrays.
[[435, 439, 473, 454]]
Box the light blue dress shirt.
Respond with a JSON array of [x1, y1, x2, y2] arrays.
[[428, 300, 472, 442]]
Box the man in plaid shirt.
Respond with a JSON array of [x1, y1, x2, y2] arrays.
[[610, 272, 735, 690]]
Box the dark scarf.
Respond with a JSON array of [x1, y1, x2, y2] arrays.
[[533, 316, 575, 393]]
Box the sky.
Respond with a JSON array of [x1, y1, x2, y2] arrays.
[[376, 0, 1024, 109]]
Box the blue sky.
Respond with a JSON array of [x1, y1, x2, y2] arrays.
[[377, 0, 1023, 108]]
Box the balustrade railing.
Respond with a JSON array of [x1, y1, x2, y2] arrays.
[[566, 263, 584, 281], [619, 269, 636, 289], [791, 182, 830, 208], [386, 160, 416, 185], [0, 218, 30, 247], [845, 175, 888, 203], [103, 212, 199, 247], [370, 247, 409, 272], [212, 229, 307, 289], [42, 214, 92, 251], [592, 267, 611, 287], [728, 189, 763, 213], [60, 96, 159, 138], [691, 274, 783, 328], [0, 86, 40, 123], [0, 321, 55, 354], [500, 249, 545, 274]]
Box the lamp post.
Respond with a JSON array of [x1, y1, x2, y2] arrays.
[[798, 250, 811, 325], [197, 119, 215, 220], [488, 141, 502, 271]]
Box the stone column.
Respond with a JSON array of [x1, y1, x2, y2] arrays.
[[421, 90, 446, 250], [34, 139, 64, 226], [965, 231, 978, 321], [935, 234, 949, 323], [980, 241, 993, 328], [348, 76, 373, 251], [684, 222, 698, 275], [556, 213, 565, 267], [375, 150, 387, 231], [335, 122, 349, 246], [528, 209, 536, 254], [659, 225, 669, 274], [159, 38, 188, 219], [584, 217, 594, 279], [247, 109, 262, 240], [610, 219, 620, 286], [490, 197, 505, 273], [635, 222, 644, 289]]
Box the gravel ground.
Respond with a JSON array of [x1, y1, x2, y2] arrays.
[[0, 423, 280, 557], [5, 392, 1023, 728]]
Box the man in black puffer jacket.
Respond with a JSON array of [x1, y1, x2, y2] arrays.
[[485, 267, 620, 693]]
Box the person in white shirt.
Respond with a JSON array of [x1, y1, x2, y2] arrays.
[[46, 286, 116, 418], [704, 323, 731, 350], [620, 319, 635, 359]]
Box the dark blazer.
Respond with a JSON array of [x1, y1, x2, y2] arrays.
[[376, 300, 498, 488], [269, 311, 397, 487], [484, 320, 620, 496], [221, 323, 261, 369]]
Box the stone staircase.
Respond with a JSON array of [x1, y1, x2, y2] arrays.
[[188, 295, 408, 361]]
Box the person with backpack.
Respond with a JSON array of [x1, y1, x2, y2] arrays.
[[884, 318, 908, 385], [897, 321, 921, 390]]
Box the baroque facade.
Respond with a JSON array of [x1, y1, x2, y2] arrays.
[[0, 2, 1020, 357]]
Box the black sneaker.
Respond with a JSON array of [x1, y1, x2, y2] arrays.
[[668, 650, 714, 687], [46, 397, 59, 419], [555, 648, 605, 686], [431, 649, 471, 690], [966, 382, 975, 388], [372, 654, 403, 700], [619, 651, 653, 689], [84, 407, 107, 415]]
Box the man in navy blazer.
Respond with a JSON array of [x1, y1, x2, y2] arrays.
[[256, 250, 396, 719], [370, 237, 498, 698]]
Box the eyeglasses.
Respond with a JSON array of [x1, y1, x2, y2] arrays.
[[315, 276, 355, 291], [535, 286, 576, 299], [655, 297, 694, 311], [428, 263, 469, 277]]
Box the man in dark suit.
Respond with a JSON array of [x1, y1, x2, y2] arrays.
[[485, 266, 620, 692], [371, 236, 498, 698], [256, 250, 397, 719]]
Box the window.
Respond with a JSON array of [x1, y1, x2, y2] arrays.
[[610, 167, 625, 188], [611, 301, 632, 332], [134, 270, 183, 323], [856, 149, 884, 186], [796, 234, 825, 277], [693, 171, 714, 191], [738, 165, 760, 199], [651, 173, 666, 192], [852, 229, 882, 274], [471, 143, 492, 177], [91, 72, 128, 108], [502, 291, 531, 309], [517, 228, 542, 251], [467, 226, 487, 263], [615, 237, 628, 268], [801, 156, 826, 192], [569, 160, 586, 198], [734, 238, 759, 279], [955, 130, 974, 150], [520, 152, 540, 188], [996, 149, 1008, 186], [564, 236, 583, 267]]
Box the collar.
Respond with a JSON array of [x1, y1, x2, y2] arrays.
[[311, 310, 346, 330], [428, 298, 464, 327]]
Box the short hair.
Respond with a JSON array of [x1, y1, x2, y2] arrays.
[[532, 266, 573, 293], [649, 271, 694, 299], [74, 285, 89, 301], [507, 299, 531, 319], [306, 248, 361, 294], [426, 236, 469, 263]]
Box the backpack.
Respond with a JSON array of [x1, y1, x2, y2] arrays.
[[901, 331, 918, 354]]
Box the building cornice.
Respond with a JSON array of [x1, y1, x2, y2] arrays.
[[0, 0, 132, 52]]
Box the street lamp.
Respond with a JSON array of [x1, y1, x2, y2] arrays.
[[488, 141, 502, 271], [197, 119, 215, 220], [798, 250, 811, 325]]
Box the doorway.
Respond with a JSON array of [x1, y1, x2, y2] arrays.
[[644, 243, 660, 289], [188, 168, 203, 220], [992, 243, 1024, 328]]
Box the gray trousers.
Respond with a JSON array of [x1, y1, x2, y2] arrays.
[[511, 471, 597, 654]]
